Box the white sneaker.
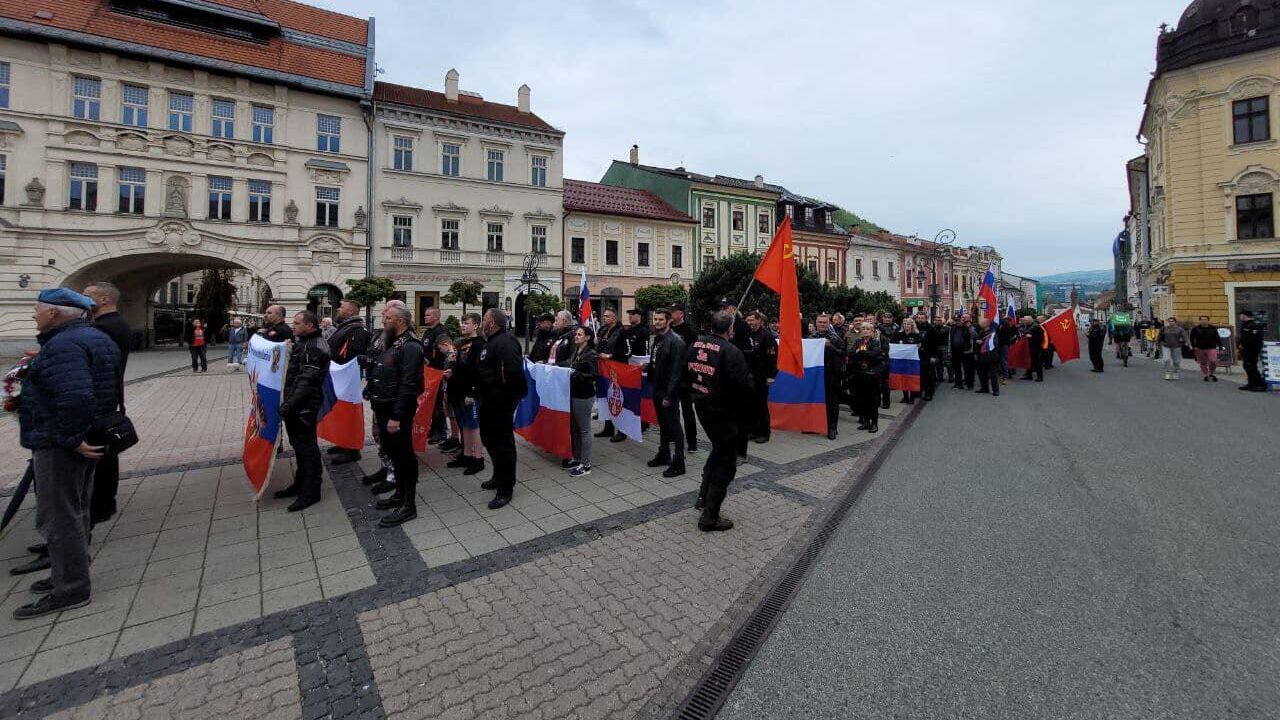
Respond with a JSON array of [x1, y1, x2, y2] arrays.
[[1164, 373, 1171, 380], [569, 464, 591, 478]]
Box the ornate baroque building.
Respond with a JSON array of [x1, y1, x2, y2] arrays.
[[0, 0, 374, 347]]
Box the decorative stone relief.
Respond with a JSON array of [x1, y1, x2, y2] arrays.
[[635, 225, 654, 239], [1236, 171, 1275, 194], [567, 217, 591, 231], [164, 176, 190, 218], [64, 130, 100, 148], [164, 136, 193, 157], [603, 221, 622, 235], [479, 204, 513, 216], [116, 133, 147, 152], [145, 221, 201, 251], [312, 251, 339, 264], [23, 178, 45, 207], [285, 200, 299, 224], [246, 153, 274, 167], [354, 206, 367, 228], [1228, 76, 1277, 100], [311, 169, 341, 185], [207, 143, 234, 162]]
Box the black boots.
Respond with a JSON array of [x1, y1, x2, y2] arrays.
[[698, 510, 734, 532], [361, 468, 387, 486], [646, 453, 671, 468], [379, 500, 417, 527], [662, 459, 686, 478], [463, 458, 485, 476]]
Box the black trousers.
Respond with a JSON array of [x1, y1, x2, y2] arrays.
[[921, 357, 937, 399], [653, 391, 684, 460], [189, 344, 207, 371], [695, 405, 738, 520], [429, 387, 447, 440], [1024, 348, 1044, 380], [751, 382, 771, 440], [879, 369, 891, 406], [374, 409, 417, 501], [825, 378, 842, 434], [1089, 342, 1104, 371], [679, 393, 698, 449], [951, 352, 975, 388], [479, 397, 518, 495], [977, 354, 1001, 394], [854, 374, 880, 426], [1244, 351, 1264, 387], [285, 412, 323, 502], [89, 450, 119, 525]]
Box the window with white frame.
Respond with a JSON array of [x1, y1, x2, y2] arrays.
[[0, 62, 9, 109], [248, 180, 271, 222], [785, 204, 794, 218], [758, 211, 770, 234], [530, 155, 547, 187], [827, 260, 838, 282], [208, 176, 232, 220], [531, 225, 547, 254], [72, 77, 100, 120], [440, 218, 460, 250], [888, 261, 896, 279], [872, 260, 880, 278], [168, 92, 192, 132], [808, 258, 819, 275], [316, 114, 340, 153], [804, 207, 814, 225], [855, 258, 863, 277], [211, 99, 235, 139], [315, 186, 339, 226], [486, 222, 504, 252], [393, 136, 413, 171], [392, 215, 413, 247], [637, 241, 650, 267], [252, 106, 274, 144], [671, 245, 683, 269], [606, 239, 619, 266], [69, 162, 98, 210], [117, 167, 145, 214], [121, 85, 148, 127], [486, 149, 504, 182], [441, 143, 460, 176], [186, 283, 195, 304]]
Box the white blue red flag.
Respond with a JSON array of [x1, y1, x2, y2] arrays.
[[767, 338, 827, 434], [888, 343, 922, 392], [1006, 292, 1018, 323], [629, 355, 658, 425], [317, 359, 364, 450], [978, 263, 1000, 324], [597, 358, 643, 442], [578, 268, 594, 330], [243, 334, 287, 497], [514, 360, 573, 459]]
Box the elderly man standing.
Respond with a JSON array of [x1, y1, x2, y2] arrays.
[[14, 289, 121, 619]]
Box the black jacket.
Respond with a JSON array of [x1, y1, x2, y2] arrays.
[[1239, 319, 1265, 355], [549, 327, 576, 365], [848, 336, 886, 376], [366, 330, 425, 421], [259, 321, 293, 343], [747, 326, 779, 385], [616, 323, 650, 361], [648, 330, 686, 399], [1189, 325, 1221, 350], [1023, 324, 1045, 352], [893, 330, 923, 346], [731, 314, 752, 354], [328, 316, 371, 364], [996, 323, 1019, 348], [923, 323, 950, 359], [476, 327, 527, 405], [977, 326, 999, 358], [670, 320, 697, 349], [281, 329, 330, 418], [597, 322, 623, 358], [420, 323, 449, 370], [93, 312, 132, 376], [527, 327, 555, 363], [819, 328, 846, 373], [1087, 324, 1106, 348], [685, 334, 752, 413], [450, 335, 485, 399], [568, 345, 599, 399], [950, 324, 977, 354]]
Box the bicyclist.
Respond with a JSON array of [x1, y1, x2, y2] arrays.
[[1110, 312, 1134, 364]]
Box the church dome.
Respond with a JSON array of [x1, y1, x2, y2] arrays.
[[1158, 1, 1280, 76]]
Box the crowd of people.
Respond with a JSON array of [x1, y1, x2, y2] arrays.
[[1090, 311, 1269, 389]]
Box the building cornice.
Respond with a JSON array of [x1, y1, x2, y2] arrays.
[[375, 103, 564, 145]]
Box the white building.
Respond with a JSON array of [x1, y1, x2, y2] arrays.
[[371, 72, 564, 324], [846, 233, 902, 299], [0, 0, 373, 348]]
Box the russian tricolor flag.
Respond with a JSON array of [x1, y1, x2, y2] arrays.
[[317, 359, 365, 451], [979, 262, 1000, 324], [243, 334, 286, 497], [767, 338, 827, 435], [515, 360, 573, 460], [597, 358, 643, 442], [578, 268, 594, 330], [888, 343, 922, 392]]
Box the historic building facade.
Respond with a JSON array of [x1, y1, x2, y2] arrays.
[[846, 233, 902, 302], [371, 73, 564, 323], [0, 0, 373, 347], [561, 179, 695, 315], [883, 233, 953, 318], [777, 191, 847, 287], [1134, 0, 1280, 338], [944, 245, 1002, 318]]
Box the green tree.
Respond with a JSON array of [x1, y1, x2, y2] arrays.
[[523, 293, 564, 318], [344, 276, 397, 309], [442, 315, 462, 338], [687, 252, 827, 328], [832, 207, 887, 234], [442, 280, 484, 315], [634, 284, 688, 312], [193, 268, 237, 341]]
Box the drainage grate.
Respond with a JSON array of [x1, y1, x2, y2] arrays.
[[673, 403, 925, 720]]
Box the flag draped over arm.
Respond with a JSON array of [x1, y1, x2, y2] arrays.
[[243, 334, 287, 497], [753, 218, 804, 378], [317, 359, 364, 450]]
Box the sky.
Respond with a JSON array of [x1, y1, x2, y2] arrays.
[[312, 0, 1191, 277]]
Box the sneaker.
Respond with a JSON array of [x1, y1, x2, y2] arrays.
[[561, 458, 576, 469], [1210, 375, 1219, 382], [13, 593, 89, 620], [569, 464, 592, 478]]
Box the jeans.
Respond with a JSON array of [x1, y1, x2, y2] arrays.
[[227, 344, 244, 365], [479, 397, 519, 495], [1162, 348, 1182, 375], [284, 411, 322, 502], [569, 396, 594, 466], [653, 391, 684, 461], [33, 447, 96, 602], [1193, 348, 1218, 377], [190, 344, 207, 371]]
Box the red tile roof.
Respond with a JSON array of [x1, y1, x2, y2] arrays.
[[374, 81, 560, 133], [564, 180, 695, 223], [0, 0, 368, 90]]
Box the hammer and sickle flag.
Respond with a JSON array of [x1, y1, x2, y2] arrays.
[[753, 217, 804, 378]]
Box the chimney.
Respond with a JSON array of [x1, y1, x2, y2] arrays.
[[629, 144, 639, 165], [517, 84, 530, 113], [754, 174, 764, 189], [445, 68, 459, 103]]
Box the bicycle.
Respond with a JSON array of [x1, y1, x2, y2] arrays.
[[1117, 340, 1131, 367]]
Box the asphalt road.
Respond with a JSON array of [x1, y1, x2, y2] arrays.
[[720, 352, 1280, 720]]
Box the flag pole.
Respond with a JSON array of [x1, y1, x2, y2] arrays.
[[736, 277, 757, 310]]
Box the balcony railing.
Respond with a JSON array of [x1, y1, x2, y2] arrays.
[[378, 247, 561, 268]]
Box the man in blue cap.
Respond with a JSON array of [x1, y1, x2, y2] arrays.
[[11, 288, 121, 619]]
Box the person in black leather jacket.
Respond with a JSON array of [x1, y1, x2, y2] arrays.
[[817, 314, 846, 440], [848, 321, 886, 433], [949, 315, 978, 389], [645, 308, 686, 478], [745, 311, 778, 441], [476, 309, 527, 509], [274, 311, 331, 512], [365, 304, 424, 527], [669, 305, 699, 452], [924, 316, 951, 385], [527, 314, 555, 363]]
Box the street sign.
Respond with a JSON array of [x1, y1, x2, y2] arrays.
[[902, 299, 926, 308]]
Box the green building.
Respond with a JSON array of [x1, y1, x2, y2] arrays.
[[601, 148, 781, 275]]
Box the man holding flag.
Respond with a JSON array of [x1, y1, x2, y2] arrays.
[[274, 311, 330, 512], [974, 317, 1001, 396], [324, 300, 370, 465]]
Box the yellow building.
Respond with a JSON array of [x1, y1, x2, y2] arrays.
[[1137, 0, 1280, 339]]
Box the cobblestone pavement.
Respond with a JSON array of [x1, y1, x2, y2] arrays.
[[0, 367, 915, 719]]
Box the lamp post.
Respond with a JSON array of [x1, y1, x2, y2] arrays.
[[515, 253, 548, 353], [915, 268, 927, 318]]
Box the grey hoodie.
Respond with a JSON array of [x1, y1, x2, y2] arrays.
[[1159, 324, 1186, 349]]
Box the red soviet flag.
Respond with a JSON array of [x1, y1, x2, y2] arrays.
[[753, 218, 804, 378], [1007, 335, 1031, 369], [1043, 308, 1081, 363]]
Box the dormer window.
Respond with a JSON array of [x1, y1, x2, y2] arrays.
[[1230, 6, 1261, 36], [108, 0, 282, 44]]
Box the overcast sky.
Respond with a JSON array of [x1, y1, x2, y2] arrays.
[[314, 0, 1190, 277]]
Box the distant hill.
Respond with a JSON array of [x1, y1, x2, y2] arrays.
[[1034, 270, 1112, 285], [832, 207, 886, 234]]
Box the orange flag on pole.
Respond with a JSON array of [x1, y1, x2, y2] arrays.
[[753, 217, 804, 378]]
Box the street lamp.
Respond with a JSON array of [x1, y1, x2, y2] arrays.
[[915, 268, 927, 317], [515, 253, 549, 352]]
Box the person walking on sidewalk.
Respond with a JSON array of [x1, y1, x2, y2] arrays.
[[686, 311, 753, 532], [565, 326, 598, 478], [365, 303, 424, 527], [1158, 317, 1187, 381], [646, 308, 687, 478], [1188, 316, 1222, 383], [14, 289, 121, 619], [1238, 310, 1268, 391], [273, 311, 330, 513], [185, 318, 209, 373]]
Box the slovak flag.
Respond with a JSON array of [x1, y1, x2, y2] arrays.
[[317, 359, 364, 451], [578, 268, 594, 329], [1005, 292, 1018, 323], [514, 360, 573, 459], [888, 343, 922, 392], [978, 263, 1000, 324]]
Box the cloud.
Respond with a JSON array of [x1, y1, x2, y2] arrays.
[[316, 0, 1185, 276]]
